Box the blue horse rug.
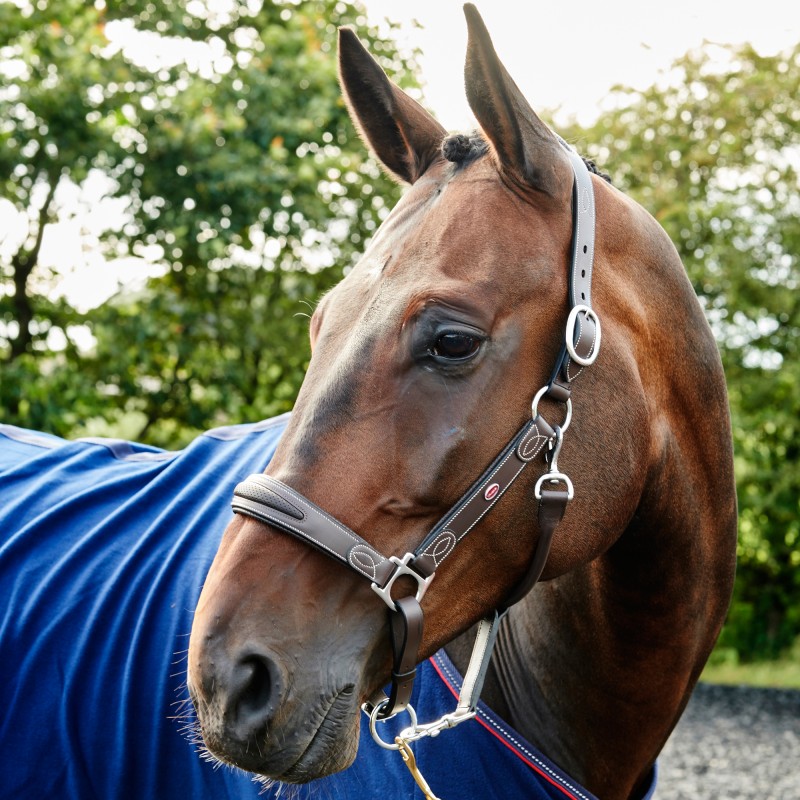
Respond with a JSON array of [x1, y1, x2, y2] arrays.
[[0, 417, 656, 799]]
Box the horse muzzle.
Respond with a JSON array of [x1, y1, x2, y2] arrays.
[[188, 631, 362, 781], [187, 514, 385, 781]]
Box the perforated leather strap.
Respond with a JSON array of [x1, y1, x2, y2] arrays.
[[233, 474, 396, 587], [564, 148, 596, 310], [548, 146, 600, 401]]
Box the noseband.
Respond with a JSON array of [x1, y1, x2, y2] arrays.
[[231, 143, 599, 755]]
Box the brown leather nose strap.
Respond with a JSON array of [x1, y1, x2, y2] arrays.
[[233, 474, 397, 587]]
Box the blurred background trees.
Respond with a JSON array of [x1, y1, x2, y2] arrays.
[[562, 42, 800, 661], [1, 0, 416, 443], [1, 1, 797, 661]]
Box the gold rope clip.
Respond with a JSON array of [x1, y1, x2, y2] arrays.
[[395, 737, 443, 800]]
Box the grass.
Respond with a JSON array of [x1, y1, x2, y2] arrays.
[[701, 658, 800, 689]]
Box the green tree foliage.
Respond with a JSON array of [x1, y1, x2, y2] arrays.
[[563, 43, 800, 659], [1, 0, 417, 444], [2, 4, 797, 661]]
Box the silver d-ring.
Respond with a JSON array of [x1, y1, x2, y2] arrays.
[[531, 386, 572, 434], [566, 305, 601, 367], [534, 472, 575, 501], [367, 699, 418, 751]]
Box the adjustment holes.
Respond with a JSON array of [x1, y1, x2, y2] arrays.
[[581, 269, 585, 278], [581, 292, 586, 300], [583, 244, 588, 254]]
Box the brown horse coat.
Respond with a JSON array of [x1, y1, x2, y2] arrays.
[[188, 7, 737, 799]]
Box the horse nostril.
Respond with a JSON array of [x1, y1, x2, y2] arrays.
[[230, 653, 279, 737], [237, 657, 271, 716]]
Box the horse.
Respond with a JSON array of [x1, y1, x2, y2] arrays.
[[187, 6, 737, 800]]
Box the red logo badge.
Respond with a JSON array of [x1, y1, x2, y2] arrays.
[[484, 483, 500, 501]]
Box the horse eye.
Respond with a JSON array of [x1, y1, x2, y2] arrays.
[[430, 331, 481, 361]]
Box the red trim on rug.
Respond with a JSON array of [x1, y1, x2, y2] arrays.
[[430, 657, 582, 800]]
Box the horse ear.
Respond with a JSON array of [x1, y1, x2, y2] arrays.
[[338, 27, 447, 184], [463, 4, 572, 199]]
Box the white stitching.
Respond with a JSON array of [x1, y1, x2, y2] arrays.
[[432, 423, 550, 557], [436, 445, 519, 535], [454, 462, 526, 543], [565, 313, 596, 382], [566, 317, 582, 382], [421, 531, 457, 567], [565, 357, 584, 383], [348, 545, 380, 580], [254, 476, 371, 549], [518, 426, 549, 460]]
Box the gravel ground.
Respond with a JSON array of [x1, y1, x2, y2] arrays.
[[657, 683, 800, 799]]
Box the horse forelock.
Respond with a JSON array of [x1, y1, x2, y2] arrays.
[[441, 130, 612, 185], [441, 131, 490, 165]]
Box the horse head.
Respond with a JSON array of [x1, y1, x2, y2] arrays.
[[188, 7, 736, 797]]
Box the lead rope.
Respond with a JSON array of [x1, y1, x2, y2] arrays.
[[367, 431, 569, 736], [371, 461, 569, 797], [396, 739, 443, 800]]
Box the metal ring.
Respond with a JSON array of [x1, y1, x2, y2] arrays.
[[531, 386, 572, 434], [367, 699, 418, 751], [534, 472, 575, 501], [565, 305, 601, 367]]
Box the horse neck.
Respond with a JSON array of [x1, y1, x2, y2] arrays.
[[448, 478, 735, 800], [444, 187, 737, 800]]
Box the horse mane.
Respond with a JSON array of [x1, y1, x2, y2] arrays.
[[441, 131, 612, 183]]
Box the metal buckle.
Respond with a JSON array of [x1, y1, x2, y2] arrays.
[[565, 304, 601, 367], [535, 471, 574, 501], [366, 696, 475, 749], [371, 552, 434, 611]]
